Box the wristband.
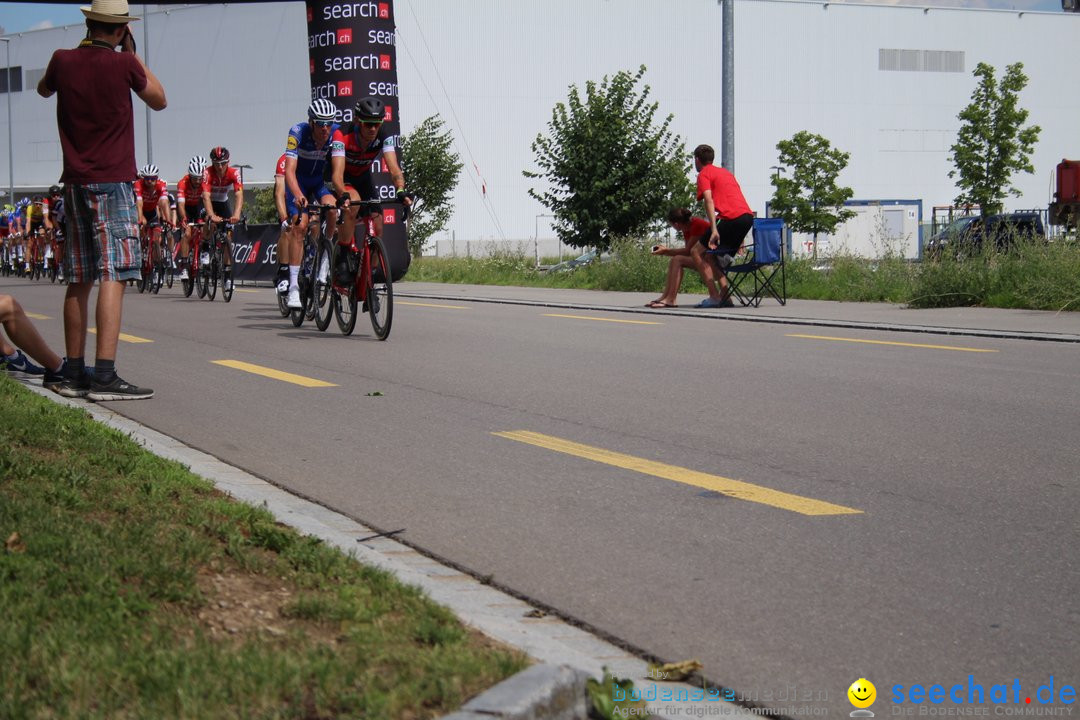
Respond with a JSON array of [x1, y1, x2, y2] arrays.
[[396, 188, 406, 200]]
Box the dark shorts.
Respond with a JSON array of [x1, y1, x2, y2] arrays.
[[211, 201, 231, 219], [344, 172, 378, 202], [65, 183, 141, 283], [714, 213, 754, 254]]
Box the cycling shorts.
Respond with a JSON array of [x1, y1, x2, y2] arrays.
[[211, 201, 231, 219], [344, 172, 378, 203], [285, 178, 334, 218]]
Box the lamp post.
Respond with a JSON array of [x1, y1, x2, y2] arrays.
[[1, 38, 12, 206], [770, 165, 786, 183], [235, 164, 252, 186]]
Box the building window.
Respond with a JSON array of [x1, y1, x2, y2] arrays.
[[879, 49, 964, 73], [0, 66, 22, 93]]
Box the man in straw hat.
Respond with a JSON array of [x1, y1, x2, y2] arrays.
[[37, 0, 166, 401]]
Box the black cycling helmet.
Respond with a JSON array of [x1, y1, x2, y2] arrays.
[[49, 184, 61, 195], [210, 146, 230, 163], [354, 96, 384, 122]]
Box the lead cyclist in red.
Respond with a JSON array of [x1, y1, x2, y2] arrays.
[[329, 95, 411, 281], [202, 146, 244, 291]]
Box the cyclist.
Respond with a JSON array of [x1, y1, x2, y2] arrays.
[[176, 155, 207, 281], [272, 152, 291, 295], [330, 95, 411, 283], [165, 190, 179, 267], [46, 185, 66, 279], [134, 163, 170, 268], [12, 198, 29, 272], [202, 146, 243, 292], [282, 98, 343, 309], [26, 195, 52, 275], [0, 204, 11, 272]]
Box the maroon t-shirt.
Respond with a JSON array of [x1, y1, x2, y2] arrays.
[[42, 44, 147, 184]]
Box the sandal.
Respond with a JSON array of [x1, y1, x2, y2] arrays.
[[645, 300, 677, 308]]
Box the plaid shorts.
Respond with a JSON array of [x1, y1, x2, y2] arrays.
[[64, 183, 142, 283]]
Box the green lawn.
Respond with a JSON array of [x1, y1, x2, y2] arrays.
[[0, 377, 527, 719]]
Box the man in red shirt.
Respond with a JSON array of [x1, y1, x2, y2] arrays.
[[37, 0, 166, 400], [691, 144, 754, 308]]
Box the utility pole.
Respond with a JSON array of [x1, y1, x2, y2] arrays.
[[721, 0, 734, 173]]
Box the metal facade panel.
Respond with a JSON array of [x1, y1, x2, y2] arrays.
[[3, 0, 1077, 248]]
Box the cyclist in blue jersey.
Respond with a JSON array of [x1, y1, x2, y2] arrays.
[[282, 98, 345, 310]]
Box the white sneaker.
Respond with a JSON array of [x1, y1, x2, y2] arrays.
[[200, 252, 210, 265], [276, 278, 290, 295], [224, 278, 233, 291], [286, 287, 302, 309], [179, 269, 189, 280]]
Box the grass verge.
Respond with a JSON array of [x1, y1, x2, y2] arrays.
[[0, 376, 527, 719], [408, 236, 1080, 311]]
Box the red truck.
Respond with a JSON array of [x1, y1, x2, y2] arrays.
[[1050, 159, 1080, 228]]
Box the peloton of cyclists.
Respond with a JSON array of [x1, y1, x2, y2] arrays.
[[203, 146, 244, 292], [135, 164, 171, 269], [329, 95, 412, 283], [280, 98, 344, 310]]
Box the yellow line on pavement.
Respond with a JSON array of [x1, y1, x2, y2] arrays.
[[25, 312, 50, 320], [88, 328, 153, 343], [543, 313, 661, 326], [236, 288, 259, 293], [212, 360, 337, 387], [786, 333, 998, 353], [398, 301, 469, 309], [493, 430, 861, 516]]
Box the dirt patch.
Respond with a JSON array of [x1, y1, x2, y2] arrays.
[[194, 569, 340, 647]]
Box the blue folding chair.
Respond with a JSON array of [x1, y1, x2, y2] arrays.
[[708, 217, 787, 307]]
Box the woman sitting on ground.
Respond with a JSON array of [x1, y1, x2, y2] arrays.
[[646, 207, 736, 309]]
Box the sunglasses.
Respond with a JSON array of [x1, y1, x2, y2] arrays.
[[361, 121, 382, 129], [313, 120, 334, 128]]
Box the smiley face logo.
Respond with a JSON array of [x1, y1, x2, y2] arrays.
[[848, 678, 877, 709]]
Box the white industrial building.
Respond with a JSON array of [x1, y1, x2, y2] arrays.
[[2, 0, 1077, 257]]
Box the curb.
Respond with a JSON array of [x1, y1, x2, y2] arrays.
[[395, 291, 1080, 344], [442, 664, 592, 720]]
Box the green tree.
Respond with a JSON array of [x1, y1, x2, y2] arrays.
[[770, 131, 856, 259], [524, 65, 693, 253], [245, 186, 278, 224], [398, 115, 463, 258], [948, 62, 1041, 217]]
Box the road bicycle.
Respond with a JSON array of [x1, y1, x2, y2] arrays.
[[290, 204, 334, 328], [180, 221, 206, 298], [198, 217, 243, 303], [137, 220, 167, 294], [325, 197, 409, 339]]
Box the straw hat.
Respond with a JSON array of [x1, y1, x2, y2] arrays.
[[80, 0, 140, 24]]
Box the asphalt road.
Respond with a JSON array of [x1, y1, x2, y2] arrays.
[[6, 276, 1078, 717]]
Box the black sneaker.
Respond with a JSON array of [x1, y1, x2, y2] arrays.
[[87, 375, 154, 402], [53, 369, 94, 398], [42, 360, 68, 392], [1, 349, 45, 376]]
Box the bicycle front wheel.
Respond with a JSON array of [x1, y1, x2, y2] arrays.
[[365, 235, 393, 340], [314, 239, 333, 331]]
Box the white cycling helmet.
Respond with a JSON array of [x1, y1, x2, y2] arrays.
[[188, 156, 207, 178], [139, 163, 159, 179], [307, 98, 338, 123]]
